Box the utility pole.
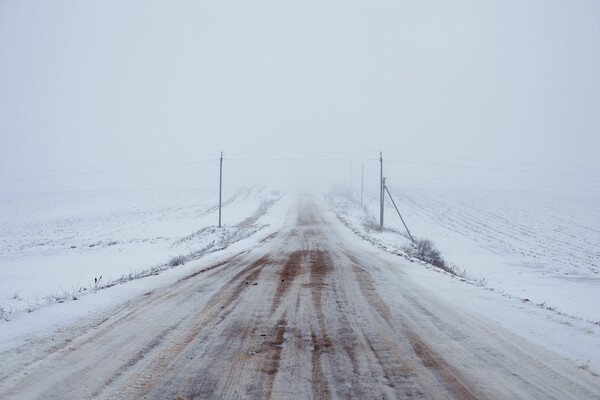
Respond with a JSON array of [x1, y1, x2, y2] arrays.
[[218, 151, 223, 228], [360, 163, 365, 206], [379, 151, 384, 230], [381, 176, 385, 229]]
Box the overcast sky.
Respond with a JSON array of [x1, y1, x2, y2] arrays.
[[1, 0, 599, 193]]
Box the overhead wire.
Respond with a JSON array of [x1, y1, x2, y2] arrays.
[[0, 156, 219, 181], [383, 151, 596, 172], [385, 158, 600, 178], [2, 150, 597, 191]]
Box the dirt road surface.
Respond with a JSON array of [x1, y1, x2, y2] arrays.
[[1, 196, 599, 399]]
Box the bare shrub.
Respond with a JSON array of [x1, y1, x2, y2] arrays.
[[168, 255, 186, 267], [404, 238, 452, 273]]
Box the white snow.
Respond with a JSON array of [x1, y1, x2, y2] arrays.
[[0, 189, 293, 355], [0, 187, 282, 316], [1, 187, 599, 378], [327, 188, 600, 373]]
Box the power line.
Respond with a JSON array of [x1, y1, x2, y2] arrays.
[[385, 158, 600, 178], [383, 152, 596, 172], [0, 157, 218, 181], [225, 158, 375, 162], [3, 149, 597, 188], [226, 151, 376, 157]]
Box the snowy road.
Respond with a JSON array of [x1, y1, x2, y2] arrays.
[[1, 196, 599, 399]]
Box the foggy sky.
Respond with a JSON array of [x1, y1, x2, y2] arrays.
[[1, 0, 599, 193]]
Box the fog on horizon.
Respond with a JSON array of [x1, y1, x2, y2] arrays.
[[1, 0, 599, 195]]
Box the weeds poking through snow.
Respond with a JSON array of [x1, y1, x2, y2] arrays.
[[403, 238, 449, 272], [43, 287, 83, 305], [403, 239, 488, 284], [94, 276, 103, 291], [326, 192, 488, 284], [0, 193, 282, 321], [168, 255, 186, 267]]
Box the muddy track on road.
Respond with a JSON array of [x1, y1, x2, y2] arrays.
[[1, 196, 599, 399]]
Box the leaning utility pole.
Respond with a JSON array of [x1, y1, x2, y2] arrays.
[[379, 152, 384, 230], [218, 151, 223, 228], [360, 163, 365, 206]]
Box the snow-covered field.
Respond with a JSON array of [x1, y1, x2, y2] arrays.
[[2, 185, 600, 377], [0, 187, 282, 317], [389, 188, 599, 319], [327, 188, 600, 371], [331, 188, 600, 321], [1, 187, 600, 387]]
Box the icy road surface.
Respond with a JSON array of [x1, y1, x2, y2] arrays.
[[1, 196, 599, 399]]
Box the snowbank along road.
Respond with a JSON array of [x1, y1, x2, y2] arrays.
[[1, 196, 599, 399]]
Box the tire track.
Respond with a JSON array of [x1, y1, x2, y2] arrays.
[[2, 195, 599, 399]]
